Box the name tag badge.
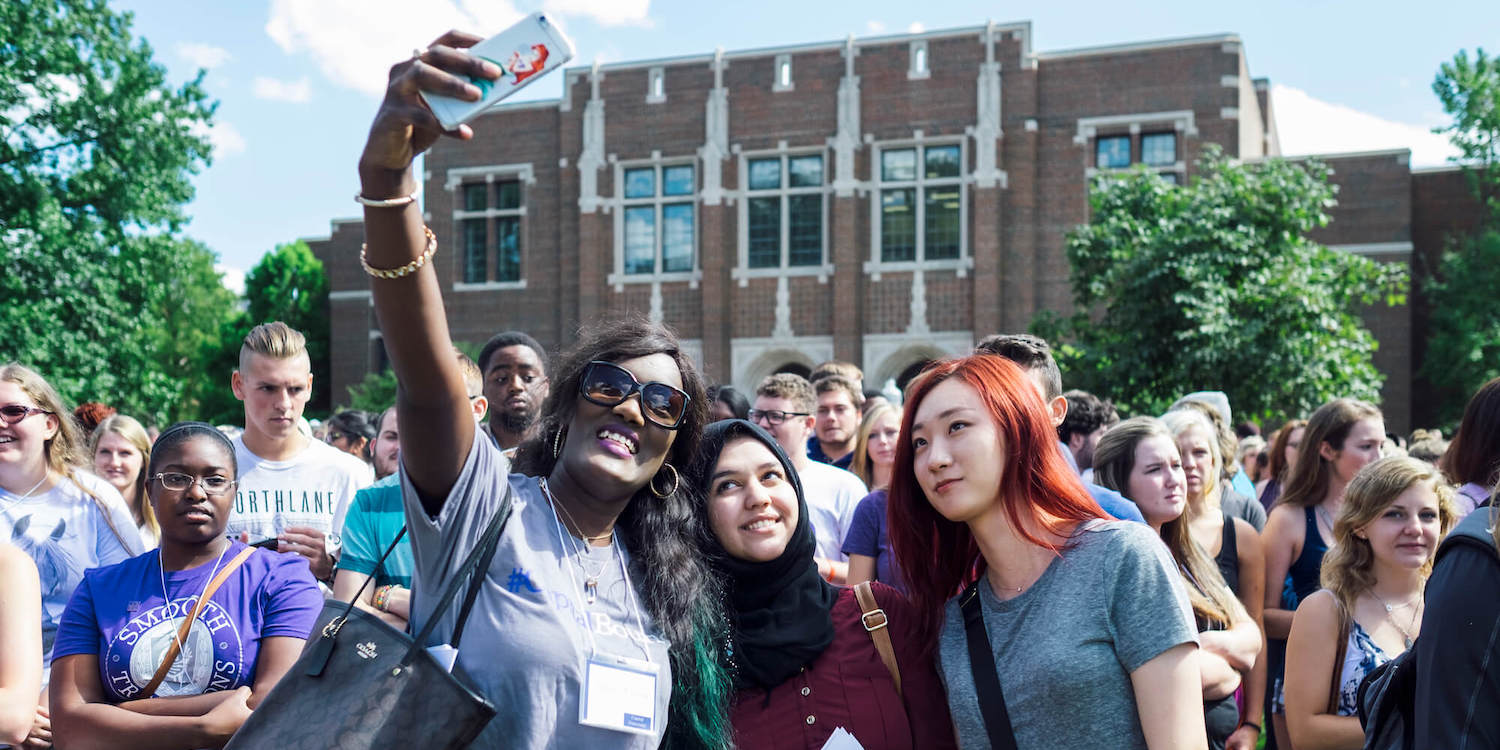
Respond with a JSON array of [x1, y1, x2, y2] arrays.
[[580, 653, 659, 736]]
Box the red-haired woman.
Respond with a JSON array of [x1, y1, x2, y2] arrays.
[[888, 355, 1207, 750]]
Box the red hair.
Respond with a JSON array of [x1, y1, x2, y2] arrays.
[[887, 354, 1105, 644]]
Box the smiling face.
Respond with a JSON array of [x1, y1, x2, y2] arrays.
[[1127, 435, 1187, 529], [751, 394, 815, 461], [1357, 482, 1442, 571], [706, 437, 799, 562], [1325, 418, 1386, 485], [0, 380, 58, 470], [910, 379, 1005, 524], [865, 409, 901, 469], [94, 431, 144, 498], [558, 353, 681, 502], [231, 351, 312, 444], [1175, 424, 1219, 502], [149, 435, 236, 546]]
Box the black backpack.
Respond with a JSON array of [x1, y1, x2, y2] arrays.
[[1356, 512, 1499, 749]]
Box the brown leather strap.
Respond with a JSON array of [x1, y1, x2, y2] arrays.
[[853, 581, 902, 697], [143, 545, 257, 697]]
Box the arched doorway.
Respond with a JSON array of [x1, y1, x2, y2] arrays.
[[896, 358, 934, 393]]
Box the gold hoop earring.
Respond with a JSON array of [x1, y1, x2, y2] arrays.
[[650, 463, 679, 498], [552, 427, 566, 459]]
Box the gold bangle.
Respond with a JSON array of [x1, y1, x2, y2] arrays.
[[361, 226, 436, 279]]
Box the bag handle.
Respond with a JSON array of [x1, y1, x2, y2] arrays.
[[959, 581, 1020, 750], [1327, 601, 1352, 715], [853, 581, 902, 698], [404, 482, 515, 663], [144, 545, 258, 697]]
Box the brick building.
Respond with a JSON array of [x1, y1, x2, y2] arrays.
[[310, 21, 1475, 432]]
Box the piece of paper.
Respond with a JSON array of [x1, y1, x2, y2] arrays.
[[820, 727, 865, 750]]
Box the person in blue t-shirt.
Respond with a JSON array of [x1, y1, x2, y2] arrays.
[[50, 422, 322, 750], [975, 334, 1146, 523]]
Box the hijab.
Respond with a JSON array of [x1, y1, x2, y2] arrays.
[[688, 419, 840, 691]]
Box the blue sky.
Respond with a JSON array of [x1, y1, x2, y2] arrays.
[[113, 0, 1499, 292]]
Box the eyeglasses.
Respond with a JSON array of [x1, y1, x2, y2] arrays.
[[0, 404, 53, 425], [152, 472, 236, 496], [579, 361, 690, 430], [748, 409, 810, 426]]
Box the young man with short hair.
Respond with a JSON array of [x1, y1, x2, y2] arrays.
[[808, 375, 863, 470], [228, 322, 374, 581], [1059, 389, 1115, 473], [752, 374, 867, 584], [974, 333, 1146, 524], [477, 331, 549, 456], [333, 350, 489, 628]]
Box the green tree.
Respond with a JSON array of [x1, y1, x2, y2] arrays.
[[1035, 148, 1407, 425], [1419, 48, 1500, 425], [343, 370, 398, 414], [243, 241, 331, 414], [0, 0, 218, 424]]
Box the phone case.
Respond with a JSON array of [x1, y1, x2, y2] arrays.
[[420, 12, 575, 131]]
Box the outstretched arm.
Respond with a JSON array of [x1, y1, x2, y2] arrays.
[[359, 32, 503, 513]]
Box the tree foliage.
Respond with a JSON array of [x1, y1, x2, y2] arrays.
[[1432, 47, 1500, 222], [0, 0, 232, 426], [243, 241, 331, 414], [1034, 148, 1407, 425], [344, 370, 398, 414]]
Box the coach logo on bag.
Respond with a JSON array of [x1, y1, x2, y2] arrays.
[[357, 642, 378, 660]]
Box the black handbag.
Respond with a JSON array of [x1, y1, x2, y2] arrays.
[[225, 484, 515, 749]]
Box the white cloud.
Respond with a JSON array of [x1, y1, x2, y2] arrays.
[[176, 42, 231, 69], [866, 20, 886, 33], [190, 119, 247, 157], [215, 264, 247, 297], [907, 22, 925, 33], [546, 0, 651, 27], [252, 76, 313, 102], [1272, 84, 1458, 167]]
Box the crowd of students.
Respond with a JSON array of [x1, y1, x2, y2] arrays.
[[1, 31, 1497, 750]]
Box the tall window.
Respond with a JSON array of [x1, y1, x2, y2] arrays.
[[458, 179, 524, 283], [745, 153, 824, 269], [622, 163, 695, 275], [878, 144, 963, 263]]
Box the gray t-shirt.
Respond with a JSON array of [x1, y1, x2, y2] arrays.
[[401, 436, 672, 749], [937, 520, 1197, 750], [1221, 488, 1266, 532]]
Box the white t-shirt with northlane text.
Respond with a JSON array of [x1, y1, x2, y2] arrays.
[[226, 436, 373, 544]]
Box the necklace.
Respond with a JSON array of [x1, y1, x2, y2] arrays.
[[157, 544, 230, 684], [548, 489, 615, 545], [1369, 590, 1422, 649], [1315, 503, 1336, 537], [0, 472, 50, 508], [540, 479, 615, 605]]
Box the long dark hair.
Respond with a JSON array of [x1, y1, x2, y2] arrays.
[[1442, 376, 1500, 490], [513, 316, 730, 750], [1279, 398, 1381, 508]]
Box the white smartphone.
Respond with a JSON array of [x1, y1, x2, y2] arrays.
[[420, 12, 575, 131]]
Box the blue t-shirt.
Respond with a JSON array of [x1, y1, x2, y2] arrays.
[[806, 436, 854, 470], [840, 490, 907, 593], [1088, 483, 1146, 524], [52, 540, 322, 702], [336, 475, 413, 589]]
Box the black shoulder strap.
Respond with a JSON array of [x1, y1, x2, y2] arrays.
[[960, 581, 1020, 750], [404, 482, 517, 663]]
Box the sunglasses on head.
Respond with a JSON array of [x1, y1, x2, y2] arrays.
[[0, 404, 53, 425], [579, 361, 690, 430]]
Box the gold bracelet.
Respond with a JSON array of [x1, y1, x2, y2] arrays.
[[361, 226, 437, 279]]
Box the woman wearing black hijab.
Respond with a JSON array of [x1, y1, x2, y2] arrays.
[[687, 420, 955, 749]]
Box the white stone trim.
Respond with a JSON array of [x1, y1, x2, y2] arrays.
[[1075, 110, 1197, 145], [609, 156, 702, 289], [1024, 118, 1038, 132], [773, 54, 794, 92], [453, 280, 527, 291], [1220, 107, 1239, 120], [1221, 75, 1239, 88], [1276, 148, 1412, 162], [736, 146, 831, 278], [329, 290, 370, 301], [578, 63, 606, 213], [1328, 242, 1413, 256], [646, 66, 666, 104], [444, 163, 535, 191], [866, 138, 971, 277], [731, 336, 834, 392], [1035, 33, 1240, 62], [908, 40, 930, 80], [862, 331, 973, 391]]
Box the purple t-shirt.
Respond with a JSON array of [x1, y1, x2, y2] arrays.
[[52, 540, 322, 702], [840, 490, 907, 594]]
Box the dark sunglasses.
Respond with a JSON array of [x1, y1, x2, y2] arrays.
[[579, 361, 690, 430], [0, 404, 53, 425]]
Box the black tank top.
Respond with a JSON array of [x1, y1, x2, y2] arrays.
[[1214, 512, 1240, 596]]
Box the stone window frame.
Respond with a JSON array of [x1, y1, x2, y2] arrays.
[[865, 137, 972, 279], [908, 40, 930, 80], [1076, 111, 1194, 185], [446, 163, 533, 291], [732, 145, 835, 285], [608, 155, 702, 288]]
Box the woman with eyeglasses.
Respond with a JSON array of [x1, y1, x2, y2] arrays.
[[49, 422, 323, 750], [0, 363, 143, 748], [686, 419, 956, 748], [356, 32, 728, 749]]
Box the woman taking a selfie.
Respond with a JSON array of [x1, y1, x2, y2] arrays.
[[50, 422, 323, 750], [358, 31, 728, 750], [888, 355, 1205, 749], [687, 419, 954, 749], [1282, 456, 1454, 749]]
